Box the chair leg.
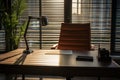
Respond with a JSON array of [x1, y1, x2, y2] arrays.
[[5, 74, 13, 80], [98, 77, 101, 80], [13, 74, 18, 80], [39, 76, 43, 80]]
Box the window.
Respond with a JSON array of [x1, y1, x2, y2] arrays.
[[19, 0, 64, 49], [19, 0, 40, 49], [72, 0, 112, 50], [111, 0, 120, 55], [41, 0, 64, 49], [0, 0, 112, 52], [72, 0, 81, 15], [0, 30, 5, 52]]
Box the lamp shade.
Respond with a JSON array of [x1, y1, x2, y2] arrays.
[[41, 16, 48, 26]]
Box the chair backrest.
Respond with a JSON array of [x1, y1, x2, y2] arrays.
[[58, 23, 91, 51]]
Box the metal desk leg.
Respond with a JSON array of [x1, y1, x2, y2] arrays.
[[5, 74, 13, 80], [39, 77, 43, 80], [66, 77, 71, 80], [22, 74, 25, 80], [13, 74, 18, 80], [98, 77, 101, 80]]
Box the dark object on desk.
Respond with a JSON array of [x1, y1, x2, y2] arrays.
[[76, 56, 93, 61], [98, 48, 111, 62]]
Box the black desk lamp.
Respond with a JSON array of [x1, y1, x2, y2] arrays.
[[23, 16, 48, 54]]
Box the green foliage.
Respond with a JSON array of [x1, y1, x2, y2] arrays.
[[0, 0, 27, 51]]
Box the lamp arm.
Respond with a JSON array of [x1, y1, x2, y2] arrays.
[[24, 16, 31, 51], [23, 16, 47, 54], [23, 16, 34, 54]]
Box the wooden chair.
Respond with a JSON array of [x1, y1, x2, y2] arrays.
[[51, 23, 95, 51]]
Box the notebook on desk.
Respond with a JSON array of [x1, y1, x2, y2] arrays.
[[45, 50, 73, 55]]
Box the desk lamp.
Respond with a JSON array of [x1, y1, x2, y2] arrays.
[[23, 16, 48, 54]]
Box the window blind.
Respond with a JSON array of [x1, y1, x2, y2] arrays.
[[0, 0, 112, 52], [19, 0, 40, 49], [41, 0, 64, 49], [0, 0, 6, 52], [0, 30, 5, 52], [111, 0, 120, 55], [115, 0, 120, 52], [19, 0, 64, 49], [72, 0, 112, 50]]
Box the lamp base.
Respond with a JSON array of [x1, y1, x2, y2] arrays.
[[23, 49, 33, 54]]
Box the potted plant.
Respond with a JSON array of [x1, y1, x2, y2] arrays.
[[0, 0, 27, 52]]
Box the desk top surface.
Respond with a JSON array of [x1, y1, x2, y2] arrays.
[[0, 49, 119, 68]]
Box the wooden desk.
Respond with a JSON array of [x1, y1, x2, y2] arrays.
[[0, 49, 120, 79]]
